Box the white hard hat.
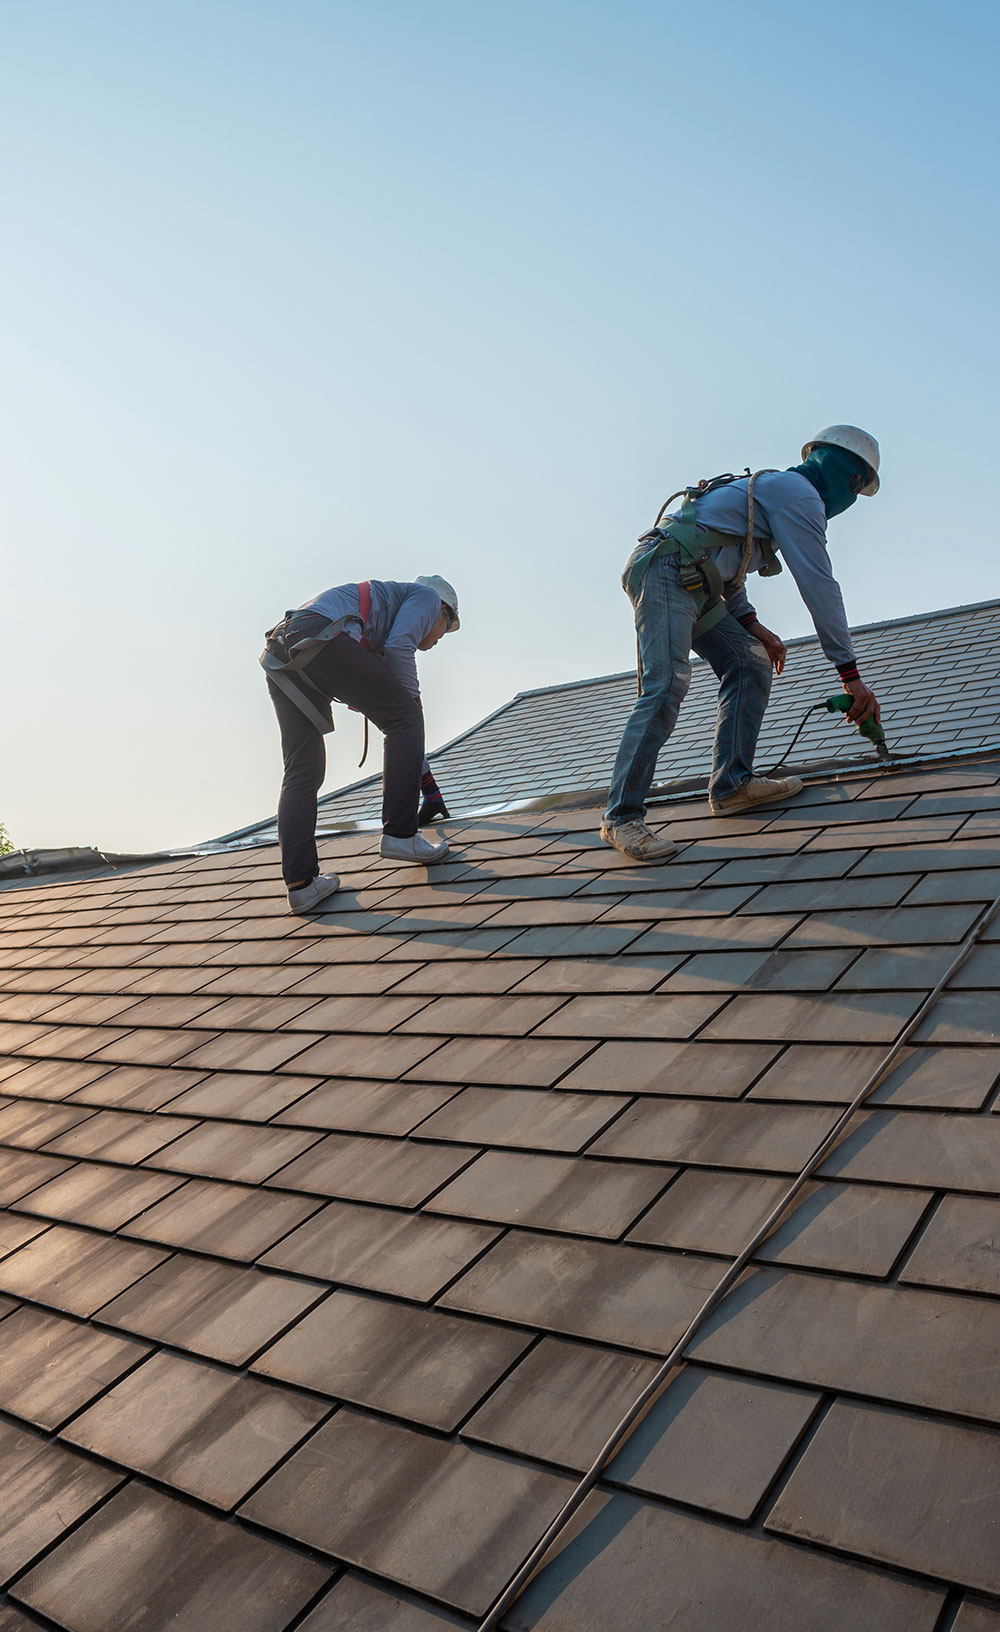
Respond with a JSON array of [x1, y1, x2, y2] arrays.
[[415, 574, 460, 631], [802, 425, 880, 495]]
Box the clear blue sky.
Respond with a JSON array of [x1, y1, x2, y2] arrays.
[[3, 0, 997, 851]]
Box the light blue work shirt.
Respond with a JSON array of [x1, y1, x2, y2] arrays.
[[663, 470, 856, 669], [299, 578, 444, 779], [300, 579, 442, 701]]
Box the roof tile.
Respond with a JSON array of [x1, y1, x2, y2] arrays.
[[12, 1481, 329, 1632]]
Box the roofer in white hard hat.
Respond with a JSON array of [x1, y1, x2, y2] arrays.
[[261, 574, 460, 911], [601, 426, 882, 861]]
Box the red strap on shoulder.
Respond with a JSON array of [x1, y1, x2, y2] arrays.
[[357, 581, 371, 649]]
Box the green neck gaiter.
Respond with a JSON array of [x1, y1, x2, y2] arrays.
[[788, 444, 868, 519]]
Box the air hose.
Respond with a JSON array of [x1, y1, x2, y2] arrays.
[[474, 885, 1000, 1632]]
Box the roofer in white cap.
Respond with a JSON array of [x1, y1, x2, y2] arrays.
[[601, 426, 883, 861], [261, 574, 460, 911]]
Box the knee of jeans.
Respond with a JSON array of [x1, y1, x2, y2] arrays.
[[384, 698, 423, 734], [644, 661, 691, 711], [749, 644, 773, 693]]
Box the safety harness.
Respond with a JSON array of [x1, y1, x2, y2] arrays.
[[259, 581, 372, 739], [624, 469, 783, 638]]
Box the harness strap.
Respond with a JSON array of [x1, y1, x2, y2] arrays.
[[355, 581, 373, 765], [624, 468, 783, 638], [260, 609, 348, 735]]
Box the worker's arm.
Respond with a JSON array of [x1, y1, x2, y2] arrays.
[[381, 586, 448, 783], [767, 480, 880, 723], [380, 586, 442, 700]]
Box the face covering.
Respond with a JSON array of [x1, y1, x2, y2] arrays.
[[788, 444, 870, 519]]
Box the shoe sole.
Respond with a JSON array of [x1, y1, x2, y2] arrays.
[[380, 847, 451, 865]]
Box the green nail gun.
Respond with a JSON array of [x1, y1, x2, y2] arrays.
[[825, 693, 890, 762]]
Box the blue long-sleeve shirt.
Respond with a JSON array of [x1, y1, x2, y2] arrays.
[[299, 579, 442, 776], [300, 579, 442, 701], [663, 470, 856, 668]]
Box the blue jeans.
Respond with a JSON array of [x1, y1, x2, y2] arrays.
[[604, 552, 773, 823]]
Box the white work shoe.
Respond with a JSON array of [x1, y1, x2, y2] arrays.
[[600, 820, 677, 861], [287, 873, 341, 913], [380, 831, 451, 865], [710, 775, 804, 816]]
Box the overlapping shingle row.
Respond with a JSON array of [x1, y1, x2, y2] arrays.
[[0, 757, 997, 1629]]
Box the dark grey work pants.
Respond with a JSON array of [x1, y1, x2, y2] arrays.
[[267, 632, 424, 885]]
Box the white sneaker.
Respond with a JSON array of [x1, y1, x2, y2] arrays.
[[379, 831, 451, 865], [287, 873, 341, 913], [599, 820, 677, 861], [710, 775, 804, 815]]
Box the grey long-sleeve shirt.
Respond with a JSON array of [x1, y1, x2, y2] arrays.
[[299, 578, 442, 777], [664, 470, 856, 669], [300, 579, 442, 700]]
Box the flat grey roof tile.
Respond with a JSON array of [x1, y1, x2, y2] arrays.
[[298, 1576, 467, 1629], [912, 990, 999, 1044], [954, 1600, 1000, 1631], [0, 1224, 167, 1317], [413, 1085, 626, 1152], [533, 992, 727, 1040], [607, 1365, 819, 1519], [591, 1099, 838, 1172], [823, 1109, 1000, 1194], [509, 954, 682, 994], [13, 1481, 329, 1632], [0, 1420, 123, 1584], [121, 1177, 322, 1260], [0, 1149, 76, 1205], [394, 993, 564, 1036], [661, 947, 855, 993], [702, 990, 925, 1045], [265, 1132, 472, 1208], [625, 915, 802, 954], [899, 1194, 1000, 1295], [767, 1399, 1000, 1595], [13, 1161, 184, 1230], [560, 1039, 781, 1097], [149, 1119, 323, 1184], [65, 1349, 326, 1508], [692, 1266, 1000, 1422], [260, 1200, 499, 1300], [441, 1231, 719, 1351], [240, 1410, 572, 1617], [274, 1078, 460, 1135], [505, 1491, 943, 1632], [0, 1304, 146, 1431], [253, 1288, 530, 1430], [783, 902, 981, 946], [427, 1149, 672, 1238], [97, 1254, 324, 1363]]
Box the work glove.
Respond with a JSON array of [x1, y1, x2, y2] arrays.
[[418, 770, 450, 825]]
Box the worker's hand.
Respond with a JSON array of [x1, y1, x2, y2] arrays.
[[747, 621, 787, 675], [843, 678, 881, 725]]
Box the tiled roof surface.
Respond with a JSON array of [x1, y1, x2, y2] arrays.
[[234, 598, 1000, 840], [0, 754, 999, 1627]]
